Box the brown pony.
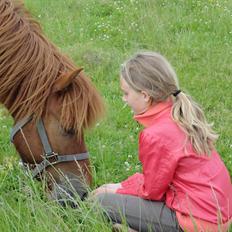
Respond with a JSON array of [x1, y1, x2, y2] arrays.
[[0, 0, 104, 204]]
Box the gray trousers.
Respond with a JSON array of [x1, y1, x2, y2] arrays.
[[96, 193, 183, 232]]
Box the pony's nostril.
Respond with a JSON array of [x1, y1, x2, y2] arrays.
[[80, 191, 88, 201]]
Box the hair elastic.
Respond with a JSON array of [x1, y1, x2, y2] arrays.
[[172, 90, 181, 97]]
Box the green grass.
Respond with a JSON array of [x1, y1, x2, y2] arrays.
[[0, 0, 232, 231]]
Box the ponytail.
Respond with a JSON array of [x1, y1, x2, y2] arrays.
[[172, 92, 218, 155]]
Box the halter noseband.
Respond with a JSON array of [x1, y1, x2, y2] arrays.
[[10, 115, 89, 178]]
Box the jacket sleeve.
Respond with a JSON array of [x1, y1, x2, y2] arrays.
[[117, 131, 178, 200]]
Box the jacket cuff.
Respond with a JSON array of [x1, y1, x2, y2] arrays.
[[116, 173, 144, 196]]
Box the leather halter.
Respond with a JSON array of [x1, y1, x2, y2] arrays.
[[10, 115, 89, 178]]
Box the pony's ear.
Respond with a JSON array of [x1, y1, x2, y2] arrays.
[[52, 68, 83, 93]]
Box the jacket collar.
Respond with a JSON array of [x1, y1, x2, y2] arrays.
[[134, 99, 172, 127]]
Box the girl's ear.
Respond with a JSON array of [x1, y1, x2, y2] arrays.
[[52, 68, 83, 93], [141, 90, 151, 103]]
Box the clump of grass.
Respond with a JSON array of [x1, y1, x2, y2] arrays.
[[0, 161, 112, 231]]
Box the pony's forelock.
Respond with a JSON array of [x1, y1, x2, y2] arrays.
[[60, 76, 105, 139]]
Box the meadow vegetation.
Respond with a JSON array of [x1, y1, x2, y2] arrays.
[[0, 0, 231, 231]]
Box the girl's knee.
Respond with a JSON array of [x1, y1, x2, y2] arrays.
[[95, 192, 119, 207]]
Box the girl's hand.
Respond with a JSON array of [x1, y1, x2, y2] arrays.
[[92, 183, 122, 196]]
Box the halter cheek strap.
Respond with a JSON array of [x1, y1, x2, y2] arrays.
[[10, 116, 89, 178]]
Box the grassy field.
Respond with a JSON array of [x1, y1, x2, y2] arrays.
[[0, 0, 232, 231]]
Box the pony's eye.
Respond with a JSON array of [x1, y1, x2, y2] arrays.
[[62, 128, 75, 136]]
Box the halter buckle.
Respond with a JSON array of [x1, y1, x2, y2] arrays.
[[45, 152, 59, 164]]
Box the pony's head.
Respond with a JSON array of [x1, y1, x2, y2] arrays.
[[0, 0, 105, 204], [12, 68, 104, 203]]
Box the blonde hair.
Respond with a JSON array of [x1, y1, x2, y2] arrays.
[[121, 51, 218, 155]]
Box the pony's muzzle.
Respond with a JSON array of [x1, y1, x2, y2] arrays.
[[49, 173, 88, 208]]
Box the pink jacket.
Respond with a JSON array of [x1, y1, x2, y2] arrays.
[[116, 100, 232, 230]]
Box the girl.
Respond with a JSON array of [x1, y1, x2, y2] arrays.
[[93, 52, 232, 232]]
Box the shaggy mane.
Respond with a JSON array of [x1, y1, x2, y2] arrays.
[[0, 0, 104, 137]]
